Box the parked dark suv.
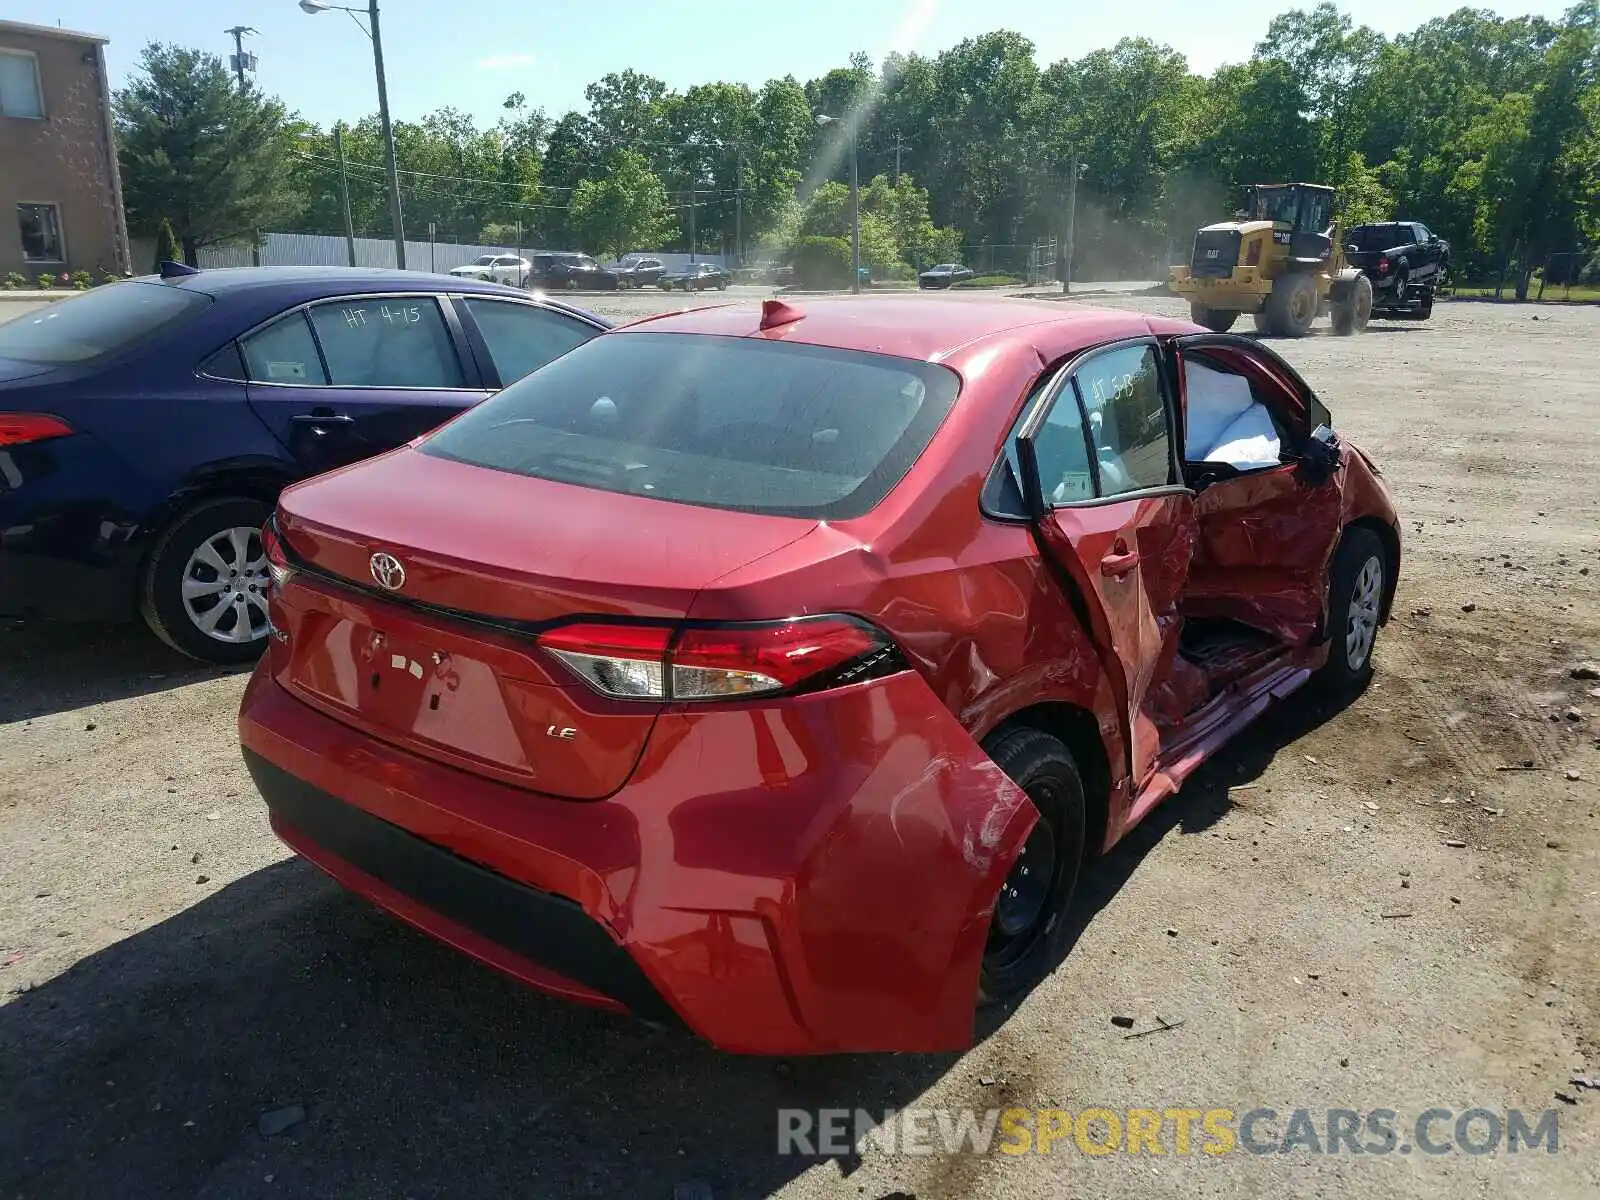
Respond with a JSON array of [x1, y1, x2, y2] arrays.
[[604, 255, 667, 289], [1344, 222, 1450, 318], [531, 254, 617, 291]]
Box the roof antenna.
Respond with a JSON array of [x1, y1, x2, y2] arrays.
[[759, 298, 804, 330], [159, 260, 202, 280]]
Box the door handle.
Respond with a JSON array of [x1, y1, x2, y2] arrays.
[[289, 413, 354, 437], [1101, 541, 1140, 578]]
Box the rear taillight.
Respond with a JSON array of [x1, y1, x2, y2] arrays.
[[261, 519, 294, 593], [538, 616, 899, 702], [1377, 257, 1390, 274], [0, 413, 73, 448]]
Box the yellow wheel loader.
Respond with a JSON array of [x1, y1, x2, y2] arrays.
[[1170, 183, 1373, 337]]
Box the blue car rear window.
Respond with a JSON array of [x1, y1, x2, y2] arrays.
[[0, 281, 211, 364], [419, 332, 960, 520]]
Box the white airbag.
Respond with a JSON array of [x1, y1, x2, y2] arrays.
[[1185, 360, 1282, 469]]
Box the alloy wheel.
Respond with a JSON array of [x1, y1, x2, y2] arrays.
[[1345, 554, 1383, 670], [180, 525, 270, 645]]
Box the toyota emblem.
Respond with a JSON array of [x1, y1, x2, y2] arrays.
[[369, 551, 406, 591]]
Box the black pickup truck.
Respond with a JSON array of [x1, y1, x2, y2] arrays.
[[1344, 222, 1450, 318]]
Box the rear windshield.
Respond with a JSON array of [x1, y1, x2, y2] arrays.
[[1349, 226, 1408, 252], [419, 332, 960, 519], [0, 281, 211, 364]]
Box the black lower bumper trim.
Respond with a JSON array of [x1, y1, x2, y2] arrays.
[[243, 749, 676, 1023]]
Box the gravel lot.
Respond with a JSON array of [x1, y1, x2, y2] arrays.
[[2, 289, 1597, 1200]]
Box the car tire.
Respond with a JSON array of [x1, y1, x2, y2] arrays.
[[1189, 304, 1239, 333], [1415, 287, 1434, 320], [1252, 311, 1272, 333], [1318, 526, 1388, 695], [1264, 273, 1318, 337], [977, 725, 1088, 1006], [139, 496, 274, 665], [1331, 274, 1373, 336], [718, 281, 728, 291]]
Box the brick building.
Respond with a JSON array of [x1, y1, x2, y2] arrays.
[[0, 20, 129, 279]]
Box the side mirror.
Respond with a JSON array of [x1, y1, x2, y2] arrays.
[[1300, 423, 1342, 484]]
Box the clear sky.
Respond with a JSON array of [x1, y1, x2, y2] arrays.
[[21, 0, 1577, 128]]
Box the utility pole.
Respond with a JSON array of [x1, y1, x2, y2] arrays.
[[366, 1, 406, 269], [299, 0, 405, 268], [688, 172, 697, 264], [734, 148, 743, 271], [1062, 153, 1079, 295], [892, 133, 906, 187], [334, 122, 357, 266], [224, 26, 257, 87]]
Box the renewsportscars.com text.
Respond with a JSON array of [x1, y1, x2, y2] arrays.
[[778, 1106, 1562, 1158]]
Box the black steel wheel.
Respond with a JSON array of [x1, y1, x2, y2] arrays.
[[977, 725, 1088, 1005]]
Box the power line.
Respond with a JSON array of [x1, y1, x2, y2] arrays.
[[292, 153, 737, 215], [292, 151, 742, 199]]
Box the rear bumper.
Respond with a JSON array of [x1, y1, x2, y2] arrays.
[[0, 426, 165, 620], [238, 665, 1036, 1055], [1170, 268, 1270, 307], [0, 490, 143, 622]]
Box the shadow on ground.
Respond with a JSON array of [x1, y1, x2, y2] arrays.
[[0, 619, 240, 723], [0, 686, 1350, 1200], [0, 855, 968, 1200], [1042, 679, 1354, 968]]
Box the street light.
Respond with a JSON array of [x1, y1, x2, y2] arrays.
[[1062, 157, 1087, 295], [298, 0, 406, 269], [815, 113, 860, 294]]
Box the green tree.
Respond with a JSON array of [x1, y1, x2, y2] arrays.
[[153, 217, 179, 269], [1255, 3, 1386, 176], [568, 150, 675, 259], [1335, 153, 1394, 226], [115, 43, 303, 263]]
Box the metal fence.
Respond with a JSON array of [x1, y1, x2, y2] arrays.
[[197, 233, 725, 275]]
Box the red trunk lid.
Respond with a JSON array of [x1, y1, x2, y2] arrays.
[[270, 449, 817, 798]]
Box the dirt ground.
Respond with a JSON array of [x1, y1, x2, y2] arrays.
[[1, 291, 1597, 1200]]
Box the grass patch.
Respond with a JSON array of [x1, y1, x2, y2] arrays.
[[954, 274, 1026, 289], [1447, 284, 1600, 303]]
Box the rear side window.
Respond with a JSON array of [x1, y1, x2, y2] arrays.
[[462, 298, 595, 385], [199, 342, 247, 381], [0, 281, 210, 365], [241, 312, 328, 384], [1029, 386, 1095, 504], [308, 297, 465, 388], [1072, 344, 1173, 496], [419, 332, 959, 519]]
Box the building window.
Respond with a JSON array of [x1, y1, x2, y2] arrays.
[[0, 49, 44, 119], [18, 204, 64, 262]]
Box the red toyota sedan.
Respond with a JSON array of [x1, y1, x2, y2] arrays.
[[239, 296, 1400, 1055]]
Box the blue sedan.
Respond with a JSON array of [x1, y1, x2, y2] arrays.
[[0, 264, 608, 662]]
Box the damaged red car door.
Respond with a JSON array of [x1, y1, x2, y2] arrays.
[[1017, 339, 1195, 795], [1171, 332, 1344, 646]]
